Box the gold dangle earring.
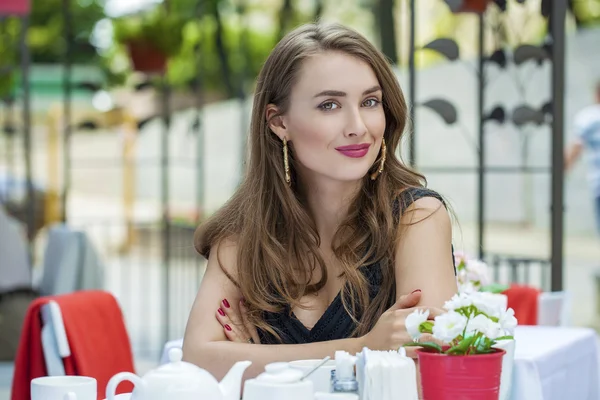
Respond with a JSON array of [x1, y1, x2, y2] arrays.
[[283, 138, 291, 185], [370, 138, 387, 180]]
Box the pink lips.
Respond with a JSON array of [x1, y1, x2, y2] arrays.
[[335, 143, 371, 158]]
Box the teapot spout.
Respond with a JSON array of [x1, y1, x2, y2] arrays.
[[219, 361, 252, 400]]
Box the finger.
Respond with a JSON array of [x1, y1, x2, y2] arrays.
[[392, 289, 422, 310], [223, 321, 243, 342], [221, 298, 247, 333], [421, 306, 445, 319], [396, 306, 445, 320], [215, 308, 242, 342], [215, 306, 231, 328], [419, 333, 445, 347], [239, 300, 261, 344]]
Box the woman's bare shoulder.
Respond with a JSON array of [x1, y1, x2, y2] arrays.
[[207, 236, 240, 281]]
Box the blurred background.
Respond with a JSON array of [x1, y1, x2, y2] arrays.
[[0, 0, 599, 394]]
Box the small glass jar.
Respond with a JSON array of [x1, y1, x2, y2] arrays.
[[330, 370, 359, 394]]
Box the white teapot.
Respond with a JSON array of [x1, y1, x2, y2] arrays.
[[105, 347, 251, 400], [243, 362, 314, 400]]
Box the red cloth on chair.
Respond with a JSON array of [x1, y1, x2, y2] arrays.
[[11, 290, 135, 400], [503, 284, 542, 325], [10, 296, 51, 400]]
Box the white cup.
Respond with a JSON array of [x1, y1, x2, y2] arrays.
[[31, 376, 97, 400], [289, 359, 336, 393]]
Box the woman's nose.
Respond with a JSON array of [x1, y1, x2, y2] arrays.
[[344, 109, 368, 137]]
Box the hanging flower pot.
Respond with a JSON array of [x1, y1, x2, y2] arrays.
[[0, 0, 30, 15], [125, 40, 167, 74], [418, 347, 505, 400], [447, 0, 492, 13]]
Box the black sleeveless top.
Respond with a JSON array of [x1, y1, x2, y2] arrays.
[[257, 187, 453, 344]]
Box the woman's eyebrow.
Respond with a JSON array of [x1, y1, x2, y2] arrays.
[[313, 85, 382, 98]]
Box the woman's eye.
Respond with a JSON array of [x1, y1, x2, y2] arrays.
[[363, 98, 381, 107], [318, 101, 339, 111]]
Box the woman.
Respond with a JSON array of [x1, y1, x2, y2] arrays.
[[182, 22, 457, 380]]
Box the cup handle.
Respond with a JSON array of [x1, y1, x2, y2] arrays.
[[105, 372, 143, 400], [63, 392, 76, 400]]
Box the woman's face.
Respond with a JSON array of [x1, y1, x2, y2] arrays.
[[270, 51, 386, 185]]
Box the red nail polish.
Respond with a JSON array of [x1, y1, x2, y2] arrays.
[[224, 324, 232, 331], [411, 289, 422, 294], [218, 308, 225, 316], [223, 299, 230, 308]]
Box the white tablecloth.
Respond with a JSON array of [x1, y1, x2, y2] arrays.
[[162, 326, 600, 400], [511, 326, 600, 400]]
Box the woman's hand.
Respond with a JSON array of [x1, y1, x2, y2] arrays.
[[216, 298, 261, 344], [361, 290, 444, 353]]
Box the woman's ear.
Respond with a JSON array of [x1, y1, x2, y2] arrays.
[[266, 104, 287, 141]]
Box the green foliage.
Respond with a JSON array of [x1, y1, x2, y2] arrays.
[[112, 6, 186, 57], [28, 0, 105, 63], [572, 0, 600, 27], [166, 16, 277, 91], [0, 18, 20, 99]]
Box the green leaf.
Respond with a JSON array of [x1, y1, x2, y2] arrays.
[[480, 283, 510, 294], [493, 335, 514, 342], [446, 335, 476, 355], [404, 342, 443, 353], [419, 321, 434, 334], [475, 347, 495, 354]]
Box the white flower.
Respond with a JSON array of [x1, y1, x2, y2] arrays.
[[499, 307, 518, 335], [465, 259, 492, 287], [458, 281, 477, 294], [454, 252, 468, 269], [443, 292, 473, 311], [432, 311, 468, 343], [471, 292, 505, 318], [405, 309, 430, 341], [466, 314, 502, 340]]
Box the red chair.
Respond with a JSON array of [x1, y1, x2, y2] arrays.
[[503, 284, 542, 325], [11, 290, 135, 400]]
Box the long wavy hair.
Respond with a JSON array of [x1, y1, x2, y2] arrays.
[[195, 23, 426, 340]]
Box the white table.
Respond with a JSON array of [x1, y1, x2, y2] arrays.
[[511, 326, 600, 400], [162, 326, 600, 400]]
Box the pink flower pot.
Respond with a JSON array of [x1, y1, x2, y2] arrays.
[[418, 347, 505, 400]]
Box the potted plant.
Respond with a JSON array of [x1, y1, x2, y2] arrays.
[[454, 252, 509, 295], [112, 6, 186, 73], [405, 291, 517, 399], [445, 0, 493, 13]]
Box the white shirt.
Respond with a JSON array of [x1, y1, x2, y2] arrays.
[[574, 104, 600, 196]]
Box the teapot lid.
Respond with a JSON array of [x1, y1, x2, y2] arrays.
[[256, 362, 303, 383], [148, 348, 207, 377]]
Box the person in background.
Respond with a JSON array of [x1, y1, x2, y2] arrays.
[[565, 80, 600, 235], [182, 22, 457, 381]]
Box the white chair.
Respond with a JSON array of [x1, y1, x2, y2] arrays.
[[38, 224, 105, 296], [40, 301, 71, 376], [537, 291, 570, 326]]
